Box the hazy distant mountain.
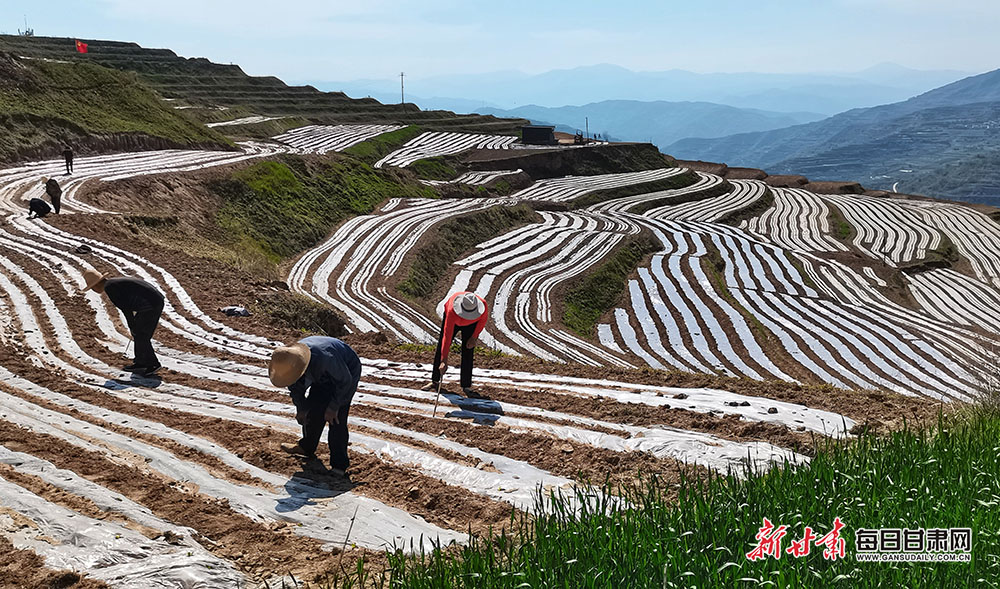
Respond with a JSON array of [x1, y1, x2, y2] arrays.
[[312, 63, 969, 116], [474, 100, 825, 150], [667, 69, 1000, 199]]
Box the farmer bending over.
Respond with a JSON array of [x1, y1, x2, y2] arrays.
[[41, 177, 62, 214], [270, 336, 361, 477], [83, 269, 165, 376], [424, 291, 488, 398]]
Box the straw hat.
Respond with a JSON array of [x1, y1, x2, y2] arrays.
[[453, 292, 485, 321], [81, 269, 107, 292], [269, 343, 311, 387]]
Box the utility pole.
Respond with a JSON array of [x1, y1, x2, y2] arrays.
[[400, 72, 405, 105], [585, 117, 589, 141]]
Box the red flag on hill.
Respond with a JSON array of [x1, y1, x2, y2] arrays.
[[75, 40, 88, 54]]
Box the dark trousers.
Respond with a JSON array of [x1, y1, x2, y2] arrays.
[[51, 193, 61, 214], [65, 158, 73, 174], [126, 303, 163, 367], [431, 320, 475, 389], [299, 403, 351, 470]]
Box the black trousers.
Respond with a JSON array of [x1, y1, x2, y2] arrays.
[[126, 303, 163, 367], [51, 193, 61, 214], [299, 403, 351, 470], [65, 158, 73, 174], [431, 320, 475, 389]]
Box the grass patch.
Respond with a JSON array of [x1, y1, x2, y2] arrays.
[[211, 155, 434, 261], [342, 125, 423, 165], [570, 170, 700, 209], [563, 235, 660, 337], [398, 204, 538, 299], [900, 234, 961, 274], [826, 203, 856, 242], [0, 53, 230, 161], [408, 156, 458, 181], [253, 291, 346, 336], [365, 408, 999, 588]]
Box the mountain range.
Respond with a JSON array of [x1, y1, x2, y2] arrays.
[[668, 68, 1000, 200], [313, 62, 968, 116], [473, 101, 825, 149]]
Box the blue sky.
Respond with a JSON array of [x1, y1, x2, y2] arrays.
[[2, 1, 996, 81]]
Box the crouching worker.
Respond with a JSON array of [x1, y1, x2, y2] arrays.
[[269, 336, 361, 476], [83, 270, 165, 376], [425, 291, 488, 398], [27, 198, 52, 219]]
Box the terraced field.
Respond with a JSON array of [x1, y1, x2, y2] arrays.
[[290, 132, 1000, 402], [0, 127, 994, 585], [0, 35, 528, 135]]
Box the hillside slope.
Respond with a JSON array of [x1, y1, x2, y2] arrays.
[[476, 100, 824, 148], [0, 35, 527, 135], [667, 69, 1000, 198], [0, 52, 231, 162]]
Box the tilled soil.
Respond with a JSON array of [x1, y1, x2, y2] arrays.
[[353, 404, 699, 489], [0, 420, 365, 585], [0, 462, 161, 539], [0, 536, 108, 589], [350, 334, 946, 431], [0, 352, 514, 537], [39, 210, 951, 434]]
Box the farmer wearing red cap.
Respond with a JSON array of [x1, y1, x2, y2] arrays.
[[425, 291, 488, 398]]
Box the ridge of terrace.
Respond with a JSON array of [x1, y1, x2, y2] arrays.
[[0, 34, 528, 134]]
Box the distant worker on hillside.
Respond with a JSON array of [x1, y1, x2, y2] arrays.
[[82, 270, 165, 377], [423, 291, 489, 398], [27, 198, 51, 219], [62, 145, 74, 175], [41, 177, 62, 214], [270, 336, 362, 477]]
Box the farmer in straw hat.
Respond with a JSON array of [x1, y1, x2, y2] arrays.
[[270, 336, 361, 477], [41, 177, 62, 214], [424, 291, 488, 398], [82, 269, 165, 377]]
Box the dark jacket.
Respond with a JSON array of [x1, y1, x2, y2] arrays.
[[288, 336, 362, 412], [45, 179, 62, 199], [28, 198, 51, 218], [103, 277, 165, 313]]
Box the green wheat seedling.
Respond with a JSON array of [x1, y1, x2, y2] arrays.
[[335, 410, 1000, 588]]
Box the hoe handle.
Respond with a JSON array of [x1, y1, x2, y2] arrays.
[[431, 379, 443, 417]]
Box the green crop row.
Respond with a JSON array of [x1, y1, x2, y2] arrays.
[[313, 405, 999, 588]]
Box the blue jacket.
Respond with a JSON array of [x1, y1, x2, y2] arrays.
[[287, 337, 362, 412]]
